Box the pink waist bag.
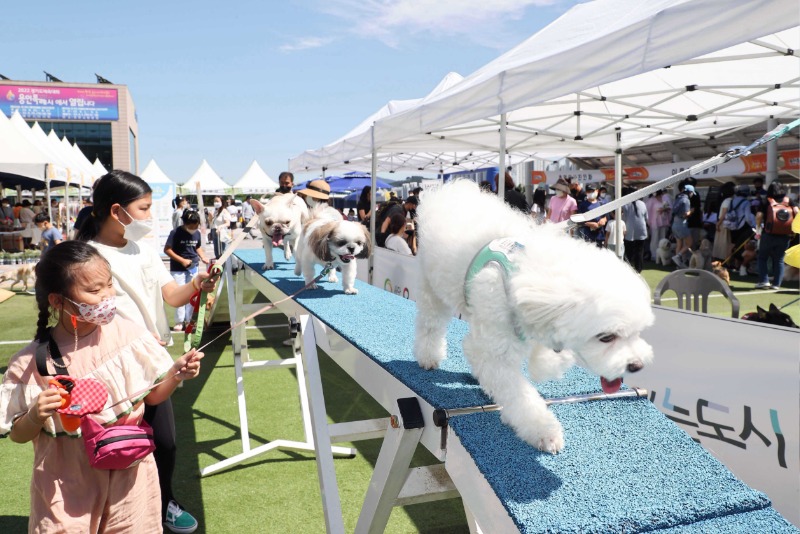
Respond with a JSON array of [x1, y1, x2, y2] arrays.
[[80, 416, 156, 470]]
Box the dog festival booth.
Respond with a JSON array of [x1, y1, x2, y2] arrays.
[[197, 245, 798, 533]]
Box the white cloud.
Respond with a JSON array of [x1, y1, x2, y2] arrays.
[[320, 0, 558, 48], [280, 36, 336, 52]]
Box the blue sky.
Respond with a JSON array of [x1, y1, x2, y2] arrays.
[[5, 0, 580, 184]]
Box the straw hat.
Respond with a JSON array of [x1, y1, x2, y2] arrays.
[[298, 179, 330, 200]]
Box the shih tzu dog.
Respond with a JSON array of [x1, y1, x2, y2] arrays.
[[249, 193, 308, 270], [656, 238, 674, 266], [413, 181, 654, 454], [294, 205, 371, 294]]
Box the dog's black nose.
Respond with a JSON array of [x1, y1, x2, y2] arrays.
[[627, 361, 643, 373], [347, 245, 355, 252]]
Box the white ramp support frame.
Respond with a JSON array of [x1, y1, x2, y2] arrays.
[[199, 258, 355, 477]]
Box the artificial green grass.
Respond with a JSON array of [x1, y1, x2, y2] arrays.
[[0, 263, 797, 533]]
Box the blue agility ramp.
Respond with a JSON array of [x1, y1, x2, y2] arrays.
[[225, 248, 796, 533]]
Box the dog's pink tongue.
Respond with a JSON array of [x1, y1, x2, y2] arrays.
[[601, 377, 622, 394], [272, 228, 284, 247]]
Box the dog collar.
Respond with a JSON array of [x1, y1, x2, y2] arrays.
[[464, 238, 526, 340]]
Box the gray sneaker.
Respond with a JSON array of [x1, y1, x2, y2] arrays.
[[672, 254, 686, 268]]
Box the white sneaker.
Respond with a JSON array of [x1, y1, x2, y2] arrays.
[[739, 266, 747, 276], [672, 254, 685, 268], [754, 282, 773, 290]]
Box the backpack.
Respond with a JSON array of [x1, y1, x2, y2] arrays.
[[765, 198, 795, 235], [723, 197, 752, 230]]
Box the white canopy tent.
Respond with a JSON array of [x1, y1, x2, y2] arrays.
[[141, 159, 175, 185], [374, 0, 799, 154], [182, 159, 230, 194], [232, 160, 278, 194], [92, 158, 108, 177]]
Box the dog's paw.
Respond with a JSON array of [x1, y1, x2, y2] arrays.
[[511, 411, 565, 454], [344, 287, 358, 295], [327, 273, 339, 284], [307, 282, 319, 289], [262, 262, 274, 271]]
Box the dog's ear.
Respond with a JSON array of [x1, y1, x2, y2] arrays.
[[249, 198, 265, 215], [357, 226, 372, 259], [756, 305, 768, 320], [309, 222, 338, 262], [768, 303, 781, 314]]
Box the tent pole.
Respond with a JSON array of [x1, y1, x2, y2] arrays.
[[369, 125, 377, 285], [498, 113, 507, 198], [766, 117, 778, 186], [196, 182, 207, 246], [45, 171, 52, 224], [614, 128, 623, 259]]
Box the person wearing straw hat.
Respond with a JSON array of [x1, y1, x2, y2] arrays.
[[298, 179, 331, 209]]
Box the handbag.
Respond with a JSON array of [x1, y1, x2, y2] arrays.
[[35, 329, 156, 470]]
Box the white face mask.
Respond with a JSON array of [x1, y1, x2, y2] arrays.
[[556, 190, 567, 198], [305, 196, 320, 208], [119, 207, 153, 241], [588, 192, 598, 201], [600, 192, 607, 199], [213, 201, 222, 209]]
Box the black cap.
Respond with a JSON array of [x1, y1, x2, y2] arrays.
[[404, 196, 419, 206]]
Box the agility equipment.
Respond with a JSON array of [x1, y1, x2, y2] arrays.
[[211, 248, 796, 533]]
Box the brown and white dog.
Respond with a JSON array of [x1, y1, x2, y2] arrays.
[[249, 193, 308, 270], [0, 264, 35, 292], [294, 205, 371, 294]]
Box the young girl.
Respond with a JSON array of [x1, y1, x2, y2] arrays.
[[208, 195, 232, 259], [165, 209, 210, 332], [0, 241, 203, 532], [77, 170, 214, 533]]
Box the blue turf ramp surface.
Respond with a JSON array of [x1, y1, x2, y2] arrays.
[[234, 249, 798, 533]]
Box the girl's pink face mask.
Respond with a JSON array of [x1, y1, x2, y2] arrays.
[[65, 296, 117, 326]]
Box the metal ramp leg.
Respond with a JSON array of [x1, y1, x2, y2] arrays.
[[200, 261, 354, 478]]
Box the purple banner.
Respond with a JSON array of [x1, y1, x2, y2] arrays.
[[1, 84, 119, 121]]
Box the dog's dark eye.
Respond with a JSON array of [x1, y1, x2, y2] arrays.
[[336, 240, 348, 247], [597, 333, 617, 343], [265, 219, 273, 226], [282, 220, 289, 225]]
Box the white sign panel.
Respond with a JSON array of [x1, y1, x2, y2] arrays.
[[636, 307, 799, 526]]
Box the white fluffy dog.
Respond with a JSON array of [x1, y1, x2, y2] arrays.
[[249, 194, 308, 270], [294, 205, 371, 294], [414, 181, 654, 453], [655, 238, 673, 266]]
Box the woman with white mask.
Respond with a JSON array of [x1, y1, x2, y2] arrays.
[[208, 195, 232, 259], [76, 170, 214, 533], [297, 179, 331, 209]]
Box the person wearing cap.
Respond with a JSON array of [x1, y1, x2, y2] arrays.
[[298, 179, 331, 208], [575, 183, 606, 247], [546, 178, 577, 223], [670, 183, 695, 268]]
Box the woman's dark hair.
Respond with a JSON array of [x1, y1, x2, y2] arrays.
[[77, 170, 152, 241], [34, 241, 109, 342], [173, 195, 184, 209], [766, 181, 786, 199], [181, 209, 201, 225], [387, 213, 406, 235], [358, 186, 372, 205], [213, 196, 227, 218], [720, 181, 736, 200], [34, 212, 49, 224]]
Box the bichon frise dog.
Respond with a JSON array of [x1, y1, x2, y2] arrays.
[[249, 193, 308, 270], [414, 181, 654, 453], [294, 205, 371, 294], [656, 238, 673, 266]]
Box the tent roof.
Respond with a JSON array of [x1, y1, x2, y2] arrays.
[[232, 160, 278, 192], [92, 158, 107, 177], [182, 160, 230, 193], [140, 159, 175, 184], [374, 0, 799, 155]]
